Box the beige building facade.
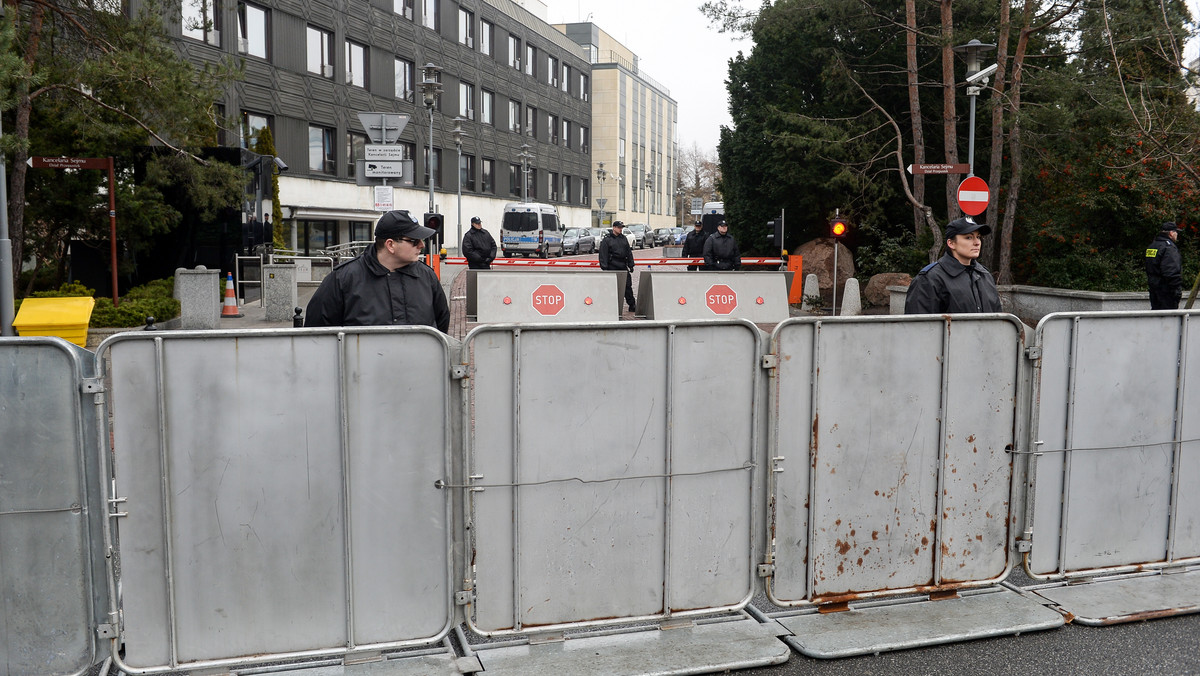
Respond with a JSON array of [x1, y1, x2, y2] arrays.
[[556, 23, 679, 231]]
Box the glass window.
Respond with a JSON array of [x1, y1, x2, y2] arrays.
[[525, 44, 535, 77], [482, 158, 494, 193], [580, 177, 589, 206], [350, 221, 372, 241], [457, 8, 474, 47], [526, 105, 537, 139], [481, 90, 494, 125], [580, 73, 589, 101], [240, 111, 272, 149], [308, 125, 335, 175], [421, 0, 438, 30], [549, 171, 558, 201], [460, 154, 476, 191], [548, 55, 558, 87], [562, 118, 570, 148], [508, 35, 520, 69], [237, 2, 268, 59], [395, 57, 414, 101], [307, 26, 333, 78], [562, 174, 571, 203], [424, 147, 441, 187], [345, 40, 367, 88], [480, 20, 493, 56], [547, 113, 558, 144], [346, 132, 367, 178], [509, 164, 521, 197], [183, 0, 220, 45], [508, 99, 521, 133], [579, 125, 589, 153], [394, 0, 413, 20], [526, 167, 537, 199], [459, 81, 474, 119], [301, 220, 335, 256], [561, 63, 570, 93]]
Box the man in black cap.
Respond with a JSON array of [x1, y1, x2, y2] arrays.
[[1145, 221, 1183, 310], [462, 215, 497, 270], [703, 220, 741, 271], [304, 210, 450, 331], [599, 220, 636, 312], [682, 220, 707, 271], [904, 216, 1001, 314]]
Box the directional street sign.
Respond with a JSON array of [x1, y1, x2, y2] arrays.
[[356, 112, 409, 143], [27, 156, 109, 170], [690, 197, 703, 215], [907, 163, 970, 175], [957, 176, 990, 216], [364, 161, 407, 178]]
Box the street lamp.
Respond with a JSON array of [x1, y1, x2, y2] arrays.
[[451, 117, 467, 253], [518, 143, 534, 202], [952, 39, 996, 177], [595, 162, 608, 227], [419, 63, 443, 214], [644, 171, 653, 229], [675, 187, 685, 227]]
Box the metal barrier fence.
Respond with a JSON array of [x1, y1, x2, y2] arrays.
[[3, 311, 1199, 674]]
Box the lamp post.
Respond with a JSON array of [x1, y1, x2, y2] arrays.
[[518, 144, 534, 202], [675, 187, 685, 227], [451, 117, 466, 253], [419, 63, 443, 214], [595, 162, 608, 227], [952, 39, 996, 177], [644, 171, 653, 229]]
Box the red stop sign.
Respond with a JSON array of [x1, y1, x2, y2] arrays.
[[531, 284, 566, 316], [706, 284, 738, 315]]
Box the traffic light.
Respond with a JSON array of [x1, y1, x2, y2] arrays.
[[423, 213, 444, 248], [766, 219, 783, 253], [830, 216, 850, 239]]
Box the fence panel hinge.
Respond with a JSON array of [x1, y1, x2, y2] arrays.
[[450, 364, 468, 380], [761, 354, 778, 370], [757, 563, 775, 578], [81, 377, 106, 399], [455, 590, 474, 606], [1025, 346, 1042, 361], [96, 623, 117, 639]]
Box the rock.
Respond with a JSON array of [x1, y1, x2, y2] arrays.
[[794, 238, 855, 303], [864, 273, 912, 307], [801, 274, 820, 312]]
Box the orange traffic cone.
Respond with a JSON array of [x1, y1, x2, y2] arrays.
[[221, 271, 243, 318]]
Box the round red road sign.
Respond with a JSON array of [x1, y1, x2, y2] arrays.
[[705, 284, 738, 315], [957, 176, 990, 216], [531, 284, 566, 316]]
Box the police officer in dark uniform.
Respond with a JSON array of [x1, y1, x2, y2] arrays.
[[599, 220, 636, 312], [702, 220, 741, 271], [682, 220, 707, 271], [904, 217, 1001, 314], [1145, 221, 1183, 310], [462, 216, 497, 269]]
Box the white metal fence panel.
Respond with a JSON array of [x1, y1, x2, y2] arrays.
[[464, 322, 762, 634], [0, 338, 109, 676], [103, 329, 456, 673], [1029, 311, 1199, 577], [768, 316, 1024, 604]]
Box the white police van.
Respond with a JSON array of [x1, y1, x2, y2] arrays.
[[500, 202, 565, 258]]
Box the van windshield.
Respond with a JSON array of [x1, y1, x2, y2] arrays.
[[502, 212, 538, 232]]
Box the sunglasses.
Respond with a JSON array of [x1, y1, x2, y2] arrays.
[[393, 236, 423, 247]]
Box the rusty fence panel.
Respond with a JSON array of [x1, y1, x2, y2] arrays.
[[99, 328, 458, 674], [462, 321, 764, 635], [765, 315, 1027, 606], [0, 338, 111, 676], [1027, 311, 1200, 578]]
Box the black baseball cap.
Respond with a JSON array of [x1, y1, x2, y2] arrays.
[[471, 216, 482, 224], [945, 217, 992, 239], [375, 210, 435, 240], [612, 221, 625, 228], [1162, 221, 1181, 233]]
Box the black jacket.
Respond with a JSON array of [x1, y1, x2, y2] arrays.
[[703, 232, 741, 270], [462, 227, 497, 269], [682, 229, 708, 259], [304, 246, 450, 332], [1146, 233, 1183, 295], [904, 253, 1002, 314], [598, 231, 635, 271]]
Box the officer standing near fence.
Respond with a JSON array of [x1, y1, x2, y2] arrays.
[[462, 216, 497, 270], [703, 220, 741, 271], [599, 220, 636, 312], [1145, 221, 1183, 310], [904, 217, 1001, 314], [682, 220, 707, 271], [304, 210, 450, 332]]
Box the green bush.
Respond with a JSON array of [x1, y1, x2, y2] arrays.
[[17, 278, 181, 328], [30, 281, 96, 298]]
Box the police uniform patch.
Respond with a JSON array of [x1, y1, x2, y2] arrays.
[[1146, 249, 1158, 258]]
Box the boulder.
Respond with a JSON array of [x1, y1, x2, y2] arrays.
[[794, 238, 855, 303], [864, 273, 912, 307]]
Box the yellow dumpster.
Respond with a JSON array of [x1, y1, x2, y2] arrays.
[[12, 297, 96, 347]]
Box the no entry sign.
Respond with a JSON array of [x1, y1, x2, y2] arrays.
[[957, 176, 990, 216]]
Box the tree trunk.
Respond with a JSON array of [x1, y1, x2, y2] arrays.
[[941, 0, 959, 248], [906, 0, 927, 241], [980, 0, 1011, 273], [999, 14, 1036, 286], [8, 4, 46, 293]]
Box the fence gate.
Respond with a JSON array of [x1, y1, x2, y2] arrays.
[[1023, 310, 1200, 623], [100, 328, 461, 675], [0, 338, 111, 676], [459, 321, 789, 675], [761, 316, 1063, 658]]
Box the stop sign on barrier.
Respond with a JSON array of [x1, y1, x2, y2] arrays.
[[531, 284, 566, 316], [706, 284, 738, 315]]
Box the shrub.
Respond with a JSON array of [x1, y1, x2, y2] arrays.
[[17, 278, 180, 328]]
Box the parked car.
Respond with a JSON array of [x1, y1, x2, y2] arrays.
[[652, 228, 676, 246], [671, 227, 688, 245], [563, 228, 596, 255], [625, 223, 649, 249]]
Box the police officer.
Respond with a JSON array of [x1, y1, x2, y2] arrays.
[[599, 220, 636, 312], [682, 220, 707, 271], [904, 217, 1001, 314], [462, 215, 497, 270], [702, 220, 741, 271], [1146, 221, 1183, 310]]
